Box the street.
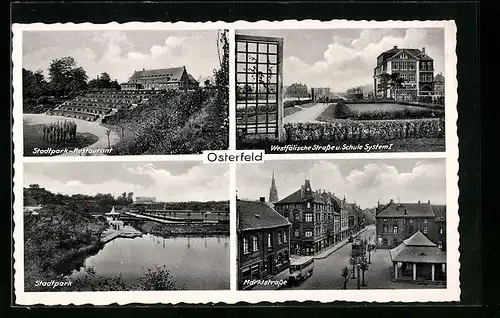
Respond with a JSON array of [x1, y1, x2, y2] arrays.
[[289, 224, 446, 290], [283, 102, 331, 124]]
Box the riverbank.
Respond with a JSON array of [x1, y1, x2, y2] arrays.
[[134, 221, 229, 236]]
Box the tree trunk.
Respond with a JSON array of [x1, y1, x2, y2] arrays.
[[368, 251, 371, 264], [107, 135, 110, 148], [351, 266, 356, 279], [362, 270, 366, 286], [356, 268, 361, 289], [343, 281, 347, 290]]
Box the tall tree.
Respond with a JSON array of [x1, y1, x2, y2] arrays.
[[285, 83, 308, 101], [23, 69, 49, 100], [48, 56, 88, 97]]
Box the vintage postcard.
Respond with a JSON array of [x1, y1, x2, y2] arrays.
[[12, 20, 458, 305]]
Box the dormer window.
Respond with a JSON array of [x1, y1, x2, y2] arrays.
[[400, 53, 407, 59]]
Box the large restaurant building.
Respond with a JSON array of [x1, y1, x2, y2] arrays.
[[120, 66, 199, 91], [237, 198, 291, 289]]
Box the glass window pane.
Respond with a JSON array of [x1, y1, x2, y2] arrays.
[[248, 53, 257, 63], [236, 63, 247, 73], [248, 42, 257, 52], [268, 54, 277, 63], [237, 52, 247, 62], [237, 73, 246, 83], [258, 43, 267, 53], [258, 64, 268, 74], [267, 65, 277, 74], [258, 54, 268, 63], [247, 63, 257, 74], [268, 75, 277, 84], [268, 44, 277, 54]]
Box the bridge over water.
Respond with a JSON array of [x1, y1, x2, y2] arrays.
[[123, 209, 229, 224]]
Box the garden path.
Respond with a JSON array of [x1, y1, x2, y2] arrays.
[[284, 102, 332, 124]]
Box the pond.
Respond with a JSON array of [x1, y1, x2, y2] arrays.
[[68, 234, 230, 290]]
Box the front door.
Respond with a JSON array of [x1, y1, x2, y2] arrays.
[[267, 255, 274, 275]]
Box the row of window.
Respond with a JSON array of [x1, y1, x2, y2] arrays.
[[420, 74, 434, 82], [382, 218, 429, 224], [420, 61, 434, 70], [381, 225, 429, 234], [242, 231, 288, 254]]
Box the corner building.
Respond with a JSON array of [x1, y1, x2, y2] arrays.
[[274, 180, 343, 256], [237, 199, 291, 289]]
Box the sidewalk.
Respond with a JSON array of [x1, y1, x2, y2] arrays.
[[314, 227, 368, 260]]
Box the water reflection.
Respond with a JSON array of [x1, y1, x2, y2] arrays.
[[69, 234, 230, 290]]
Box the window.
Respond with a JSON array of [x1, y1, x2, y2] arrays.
[[401, 62, 407, 70], [401, 73, 408, 80], [315, 213, 320, 221], [252, 236, 258, 251], [267, 233, 272, 249], [392, 61, 399, 70], [409, 219, 413, 224], [294, 229, 300, 237], [400, 53, 407, 59], [278, 232, 283, 244], [423, 226, 428, 234], [305, 230, 313, 237], [305, 213, 313, 222], [409, 225, 414, 233], [423, 219, 428, 224], [241, 266, 251, 280], [383, 225, 388, 233], [284, 231, 288, 242], [438, 241, 443, 249], [294, 212, 300, 221], [243, 237, 249, 254], [393, 226, 399, 234], [409, 73, 416, 82], [439, 227, 443, 235], [383, 219, 388, 223], [251, 263, 260, 278], [409, 62, 416, 70], [307, 202, 311, 209]]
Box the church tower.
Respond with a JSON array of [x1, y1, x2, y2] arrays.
[[269, 172, 279, 203]]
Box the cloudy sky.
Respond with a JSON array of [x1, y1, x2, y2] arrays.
[[23, 30, 221, 83], [24, 162, 229, 202], [237, 28, 444, 92], [237, 159, 446, 209]]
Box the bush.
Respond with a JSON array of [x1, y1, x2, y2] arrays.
[[283, 118, 445, 142], [41, 120, 77, 144], [283, 99, 313, 108]]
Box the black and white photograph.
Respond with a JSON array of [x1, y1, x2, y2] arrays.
[[235, 28, 447, 153], [236, 159, 448, 290], [21, 28, 228, 156], [22, 161, 230, 291]]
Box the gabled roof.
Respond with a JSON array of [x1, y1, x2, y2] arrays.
[[377, 202, 435, 218], [237, 200, 291, 231], [129, 66, 186, 83], [390, 231, 446, 263], [434, 73, 445, 82], [376, 47, 433, 68], [187, 74, 198, 84]]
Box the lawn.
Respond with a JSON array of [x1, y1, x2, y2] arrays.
[[24, 122, 99, 156], [317, 102, 444, 121]]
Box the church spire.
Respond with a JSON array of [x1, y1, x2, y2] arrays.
[[269, 172, 279, 203]]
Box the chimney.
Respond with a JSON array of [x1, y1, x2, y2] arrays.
[[301, 185, 305, 198], [259, 197, 265, 202], [418, 200, 421, 204], [143, 68, 145, 71], [393, 46, 398, 49], [422, 47, 426, 53], [428, 200, 431, 204], [389, 199, 394, 204]]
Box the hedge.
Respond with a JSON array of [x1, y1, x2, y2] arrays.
[[283, 118, 445, 142]]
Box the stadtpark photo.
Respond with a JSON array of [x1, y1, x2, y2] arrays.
[[21, 161, 230, 291], [18, 28, 228, 156], [235, 28, 449, 153], [236, 158, 452, 290]]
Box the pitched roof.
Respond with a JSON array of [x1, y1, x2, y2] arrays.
[[377, 202, 435, 218], [129, 66, 186, 83], [390, 231, 446, 263], [237, 200, 291, 231], [187, 74, 198, 83], [376, 47, 432, 68], [434, 73, 445, 82]]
